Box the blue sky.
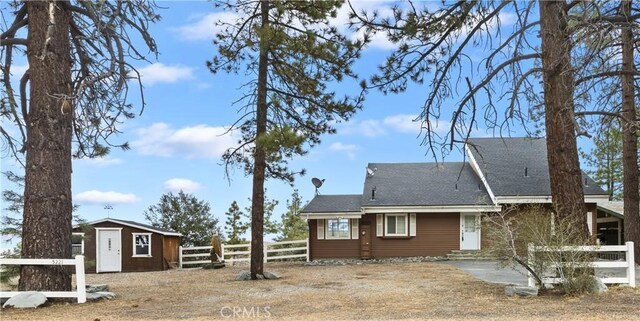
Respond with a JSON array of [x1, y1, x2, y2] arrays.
[[1, 1, 598, 245]]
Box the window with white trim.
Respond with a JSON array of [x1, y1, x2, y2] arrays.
[[325, 218, 350, 239], [133, 233, 152, 257], [385, 214, 408, 236], [71, 233, 84, 256]]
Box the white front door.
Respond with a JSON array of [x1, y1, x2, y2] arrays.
[[461, 214, 480, 250], [97, 229, 122, 273]]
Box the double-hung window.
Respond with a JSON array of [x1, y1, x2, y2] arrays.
[[385, 214, 408, 236], [133, 233, 152, 257], [325, 218, 350, 239]]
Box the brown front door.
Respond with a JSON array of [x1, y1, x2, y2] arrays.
[[360, 224, 371, 259]]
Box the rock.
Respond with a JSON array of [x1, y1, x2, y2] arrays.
[[235, 270, 252, 281], [2, 292, 47, 309], [590, 276, 608, 294], [86, 284, 109, 293], [505, 285, 538, 297], [262, 271, 280, 280], [202, 262, 226, 270], [86, 292, 116, 301]]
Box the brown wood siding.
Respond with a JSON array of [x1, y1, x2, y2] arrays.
[[308, 219, 359, 259], [309, 213, 460, 259], [74, 221, 169, 273], [367, 213, 460, 257], [163, 236, 180, 266]]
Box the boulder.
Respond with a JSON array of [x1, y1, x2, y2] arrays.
[[86, 284, 109, 293], [2, 292, 47, 309], [235, 270, 252, 281], [262, 271, 280, 280], [505, 285, 538, 297], [86, 292, 116, 301], [590, 276, 608, 294]]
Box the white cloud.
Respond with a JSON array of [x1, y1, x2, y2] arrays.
[[138, 63, 194, 86], [77, 157, 123, 167], [383, 114, 421, 134], [130, 123, 239, 160], [329, 142, 359, 160], [75, 190, 139, 205], [173, 12, 241, 41], [164, 178, 202, 193]]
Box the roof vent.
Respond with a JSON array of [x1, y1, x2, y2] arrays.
[[524, 167, 529, 177], [584, 177, 589, 187], [455, 183, 458, 191], [371, 186, 377, 200]]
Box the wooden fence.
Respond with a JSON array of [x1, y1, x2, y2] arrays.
[[0, 255, 87, 303], [527, 241, 636, 288], [180, 239, 309, 268]]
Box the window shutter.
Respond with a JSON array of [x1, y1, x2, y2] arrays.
[[409, 214, 416, 236], [351, 219, 359, 239], [317, 219, 324, 240], [376, 214, 383, 237]]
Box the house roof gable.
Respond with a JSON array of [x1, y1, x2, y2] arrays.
[[466, 137, 608, 197]]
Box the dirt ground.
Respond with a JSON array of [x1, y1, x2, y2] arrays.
[[2, 262, 639, 320]]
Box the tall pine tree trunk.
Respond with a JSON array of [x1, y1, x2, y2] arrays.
[[19, 1, 73, 291], [250, 0, 269, 279], [539, 0, 588, 236], [620, 0, 640, 264]]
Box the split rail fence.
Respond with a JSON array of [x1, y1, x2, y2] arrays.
[[180, 239, 308, 268]]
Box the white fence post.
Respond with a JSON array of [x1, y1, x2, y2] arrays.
[[627, 241, 636, 288], [263, 243, 268, 263], [527, 243, 535, 287], [75, 255, 86, 303], [306, 239, 310, 262], [179, 246, 183, 269], [221, 243, 225, 262]]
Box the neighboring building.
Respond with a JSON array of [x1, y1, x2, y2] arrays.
[[72, 218, 181, 273], [301, 137, 620, 260]]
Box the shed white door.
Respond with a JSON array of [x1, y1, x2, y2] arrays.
[[460, 214, 480, 250], [97, 229, 122, 272]]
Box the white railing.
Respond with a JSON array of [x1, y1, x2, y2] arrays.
[[528, 241, 635, 288], [0, 255, 87, 303], [180, 239, 309, 268]]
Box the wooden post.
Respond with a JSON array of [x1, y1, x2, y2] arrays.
[[178, 246, 183, 269], [627, 241, 636, 287], [75, 255, 86, 303], [221, 243, 225, 263], [306, 239, 310, 262]]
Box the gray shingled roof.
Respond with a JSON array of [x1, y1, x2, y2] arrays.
[[466, 137, 607, 197], [301, 194, 362, 213], [360, 162, 493, 207], [80, 218, 182, 236]]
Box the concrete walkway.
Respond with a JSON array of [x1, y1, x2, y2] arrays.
[[440, 260, 640, 286]]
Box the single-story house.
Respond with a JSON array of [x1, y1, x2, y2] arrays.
[[72, 218, 181, 273], [301, 137, 621, 260]]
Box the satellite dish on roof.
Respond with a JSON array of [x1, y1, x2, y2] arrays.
[[366, 167, 377, 177], [312, 177, 325, 195]]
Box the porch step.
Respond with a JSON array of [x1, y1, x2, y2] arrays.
[[446, 250, 494, 261]]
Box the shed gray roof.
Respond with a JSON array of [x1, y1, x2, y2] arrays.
[[301, 194, 362, 213], [466, 137, 607, 197], [79, 218, 182, 236], [360, 162, 493, 207]]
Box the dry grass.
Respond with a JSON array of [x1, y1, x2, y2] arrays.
[[2, 262, 639, 320]]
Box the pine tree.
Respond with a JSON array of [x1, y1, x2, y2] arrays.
[[276, 190, 308, 241], [224, 201, 249, 245], [582, 121, 624, 200], [209, 0, 365, 279], [144, 191, 221, 247]]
